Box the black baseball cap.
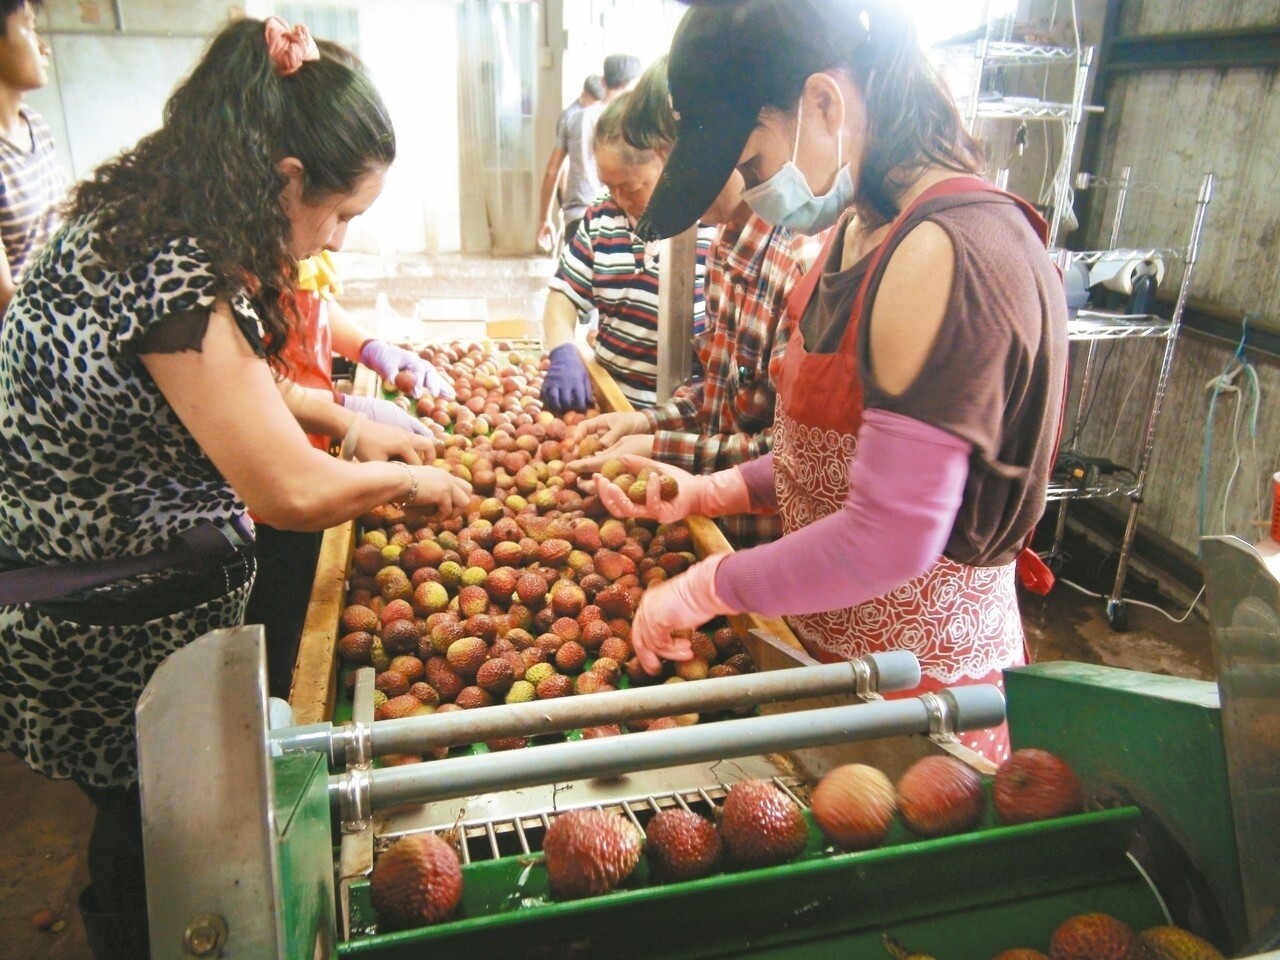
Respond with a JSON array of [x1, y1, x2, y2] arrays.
[[637, 0, 870, 241]]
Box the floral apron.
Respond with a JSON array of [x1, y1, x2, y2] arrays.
[[770, 177, 1047, 763]]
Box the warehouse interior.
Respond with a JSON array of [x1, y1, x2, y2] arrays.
[[0, 0, 1278, 958]]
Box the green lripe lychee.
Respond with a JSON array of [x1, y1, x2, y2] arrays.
[[504, 680, 536, 704], [413, 581, 449, 616]]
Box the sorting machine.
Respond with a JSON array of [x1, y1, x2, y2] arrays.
[[132, 342, 1277, 958], [133, 535, 1277, 959]]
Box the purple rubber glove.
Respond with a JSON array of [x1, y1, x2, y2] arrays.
[[359, 339, 456, 400], [340, 394, 432, 437], [541, 343, 594, 414]]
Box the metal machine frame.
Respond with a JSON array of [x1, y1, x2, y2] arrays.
[[138, 630, 1005, 958]]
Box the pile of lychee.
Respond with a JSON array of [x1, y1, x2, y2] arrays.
[[338, 341, 756, 759], [394, 341, 550, 441], [810, 748, 1085, 852]]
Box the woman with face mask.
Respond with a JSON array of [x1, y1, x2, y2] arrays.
[[591, 0, 1068, 763], [567, 56, 827, 549]]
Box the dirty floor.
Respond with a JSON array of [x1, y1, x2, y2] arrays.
[[0, 254, 1219, 958]]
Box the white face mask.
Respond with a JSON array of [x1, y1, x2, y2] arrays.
[[742, 98, 855, 235]]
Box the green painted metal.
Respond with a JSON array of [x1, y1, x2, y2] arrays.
[[337, 804, 1162, 959], [276, 752, 339, 960], [1005, 662, 1246, 952]]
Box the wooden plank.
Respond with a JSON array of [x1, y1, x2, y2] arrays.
[[289, 520, 355, 724], [577, 342, 632, 416], [288, 366, 382, 723]]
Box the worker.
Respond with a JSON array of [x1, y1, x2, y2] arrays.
[[0, 0, 65, 319], [568, 56, 826, 548], [0, 19, 469, 958], [593, 0, 1068, 764], [539, 90, 716, 412], [536, 73, 604, 253], [250, 248, 455, 702], [536, 55, 641, 253]]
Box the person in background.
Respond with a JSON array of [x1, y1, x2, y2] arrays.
[[538, 91, 716, 412], [0, 0, 64, 318], [536, 54, 642, 253], [0, 19, 469, 957], [593, 0, 1067, 764], [569, 56, 826, 548], [536, 72, 603, 253]]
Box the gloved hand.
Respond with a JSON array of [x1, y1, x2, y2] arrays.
[[541, 343, 594, 413], [630, 553, 735, 675], [359, 339, 456, 400], [596, 455, 752, 525], [340, 394, 432, 437]]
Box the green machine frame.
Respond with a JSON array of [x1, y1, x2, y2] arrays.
[[136, 575, 1273, 960]]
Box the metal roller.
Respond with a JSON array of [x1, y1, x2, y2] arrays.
[[275, 650, 922, 765], [330, 683, 1005, 820]]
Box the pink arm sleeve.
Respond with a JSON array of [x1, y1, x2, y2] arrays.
[[715, 409, 971, 616], [737, 452, 778, 512]]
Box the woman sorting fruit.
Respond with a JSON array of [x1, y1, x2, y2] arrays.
[[0, 19, 469, 958], [569, 56, 826, 548], [593, 0, 1067, 764], [253, 242, 456, 702], [537, 92, 717, 413]]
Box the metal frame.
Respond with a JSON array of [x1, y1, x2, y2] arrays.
[[1048, 170, 1214, 629], [328, 682, 1005, 822], [138, 631, 1010, 955], [1104, 27, 1280, 73], [136, 626, 293, 959], [655, 227, 698, 401], [1200, 536, 1280, 942], [953, 24, 1098, 248]]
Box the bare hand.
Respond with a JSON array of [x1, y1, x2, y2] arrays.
[[569, 432, 654, 474], [354, 420, 437, 466], [571, 410, 650, 447], [410, 467, 472, 522], [537, 222, 555, 253]]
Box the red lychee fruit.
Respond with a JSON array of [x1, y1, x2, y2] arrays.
[[369, 833, 462, 930], [454, 685, 494, 710], [475, 657, 515, 695], [993, 748, 1083, 825], [896, 755, 985, 838], [810, 763, 897, 851], [719, 779, 809, 869], [542, 809, 642, 900], [515, 572, 547, 606], [1049, 913, 1145, 960], [645, 808, 721, 883]]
